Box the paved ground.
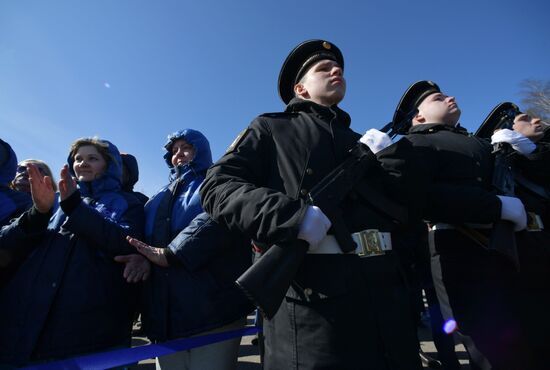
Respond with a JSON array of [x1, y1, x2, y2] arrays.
[[129, 315, 473, 369], [234, 318, 472, 369]]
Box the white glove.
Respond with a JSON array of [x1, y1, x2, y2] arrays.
[[297, 205, 332, 247], [491, 129, 536, 155], [497, 195, 527, 231], [359, 129, 393, 154]]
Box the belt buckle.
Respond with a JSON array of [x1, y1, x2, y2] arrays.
[[527, 212, 544, 232], [354, 229, 385, 258]]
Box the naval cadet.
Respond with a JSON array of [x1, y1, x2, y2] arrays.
[[392, 81, 531, 369], [479, 103, 550, 369], [200, 40, 422, 370]]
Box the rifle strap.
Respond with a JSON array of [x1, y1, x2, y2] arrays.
[[454, 225, 489, 249]]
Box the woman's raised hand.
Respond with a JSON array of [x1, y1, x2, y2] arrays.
[[58, 164, 78, 201], [27, 163, 55, 213], [126, 236, 169, 267]]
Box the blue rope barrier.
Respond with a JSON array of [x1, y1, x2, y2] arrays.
[[22, 326, 261, 370]]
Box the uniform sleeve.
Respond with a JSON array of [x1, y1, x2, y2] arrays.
[[376, 136, 430, 225], [62, 195, 145, 257], [515, 142, 550, 184], [200, 118, 307, 244], [424, 184, 501, 223], [166, 212, 247, 271], [405, 134, 502, 224]]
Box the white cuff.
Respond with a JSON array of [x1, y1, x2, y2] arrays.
[[359, 129, 393, 154], [297, 205, 332, 247], [497, 195, 527, 231], [491, 129, 536, 155]]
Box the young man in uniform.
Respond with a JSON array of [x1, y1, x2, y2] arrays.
[[200, 40, 422, 369], [391, 81, 531, 369], [479, 103, 550, 369]]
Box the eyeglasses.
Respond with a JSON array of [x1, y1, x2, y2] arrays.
[[15, 165, 48, 176]]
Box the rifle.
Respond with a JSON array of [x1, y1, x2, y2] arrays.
[[236, 112, 416, 319], [490, 141, 520, 269], [236, 143, 375, 319], [475, 104, 521, 269], [380, 108, 418, 139]]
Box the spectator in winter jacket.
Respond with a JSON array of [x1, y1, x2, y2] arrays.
[[125, 129, 251, 370], [11, 159, 57, 194], [0, 138, 32, 227], [0, 137, 146, 367], [120, 152, 149, 206], [0, 162, 54, 286], [11, 159, 59, 214]]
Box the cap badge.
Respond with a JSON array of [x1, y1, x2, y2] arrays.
[[322, 41, 331, 50]]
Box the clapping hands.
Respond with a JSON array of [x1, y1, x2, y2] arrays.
[[58, 164, 78, 202], [27, 163, 55, 214]]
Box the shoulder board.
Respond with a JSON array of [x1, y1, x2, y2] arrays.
[[226, 128, 250, 154]]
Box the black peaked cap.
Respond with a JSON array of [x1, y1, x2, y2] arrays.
[[476, 102, 521, 139], [392, 80, 440, 133], [278, 39, 344, 105]]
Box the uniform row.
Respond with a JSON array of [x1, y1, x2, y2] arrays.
[[1, 38, 549, 370]]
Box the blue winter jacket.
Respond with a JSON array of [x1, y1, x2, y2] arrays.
[[142, 212, 253, 341], [144, 129, 212, 244], [141, 129, 252, 341], [0, 140, 145, 366], [0, 206, 50, 287], [0, 139, 33, 280], [0, 139, 32, 227]]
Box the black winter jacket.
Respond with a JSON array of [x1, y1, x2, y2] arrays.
[[200, 98, 420, 302]]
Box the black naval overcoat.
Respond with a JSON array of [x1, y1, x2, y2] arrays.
[[404, 123, 501, 223], [402, 123, 529, 369], [201, 98, 422, 370], [512, 141, 550, 369]]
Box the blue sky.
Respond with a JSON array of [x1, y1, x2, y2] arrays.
[[1, 0, 549, 196]]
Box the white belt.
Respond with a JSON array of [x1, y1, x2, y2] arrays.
[[308, 230, 392, 257], [432, 217, 544, 232], [430, 222, 493, 231]]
